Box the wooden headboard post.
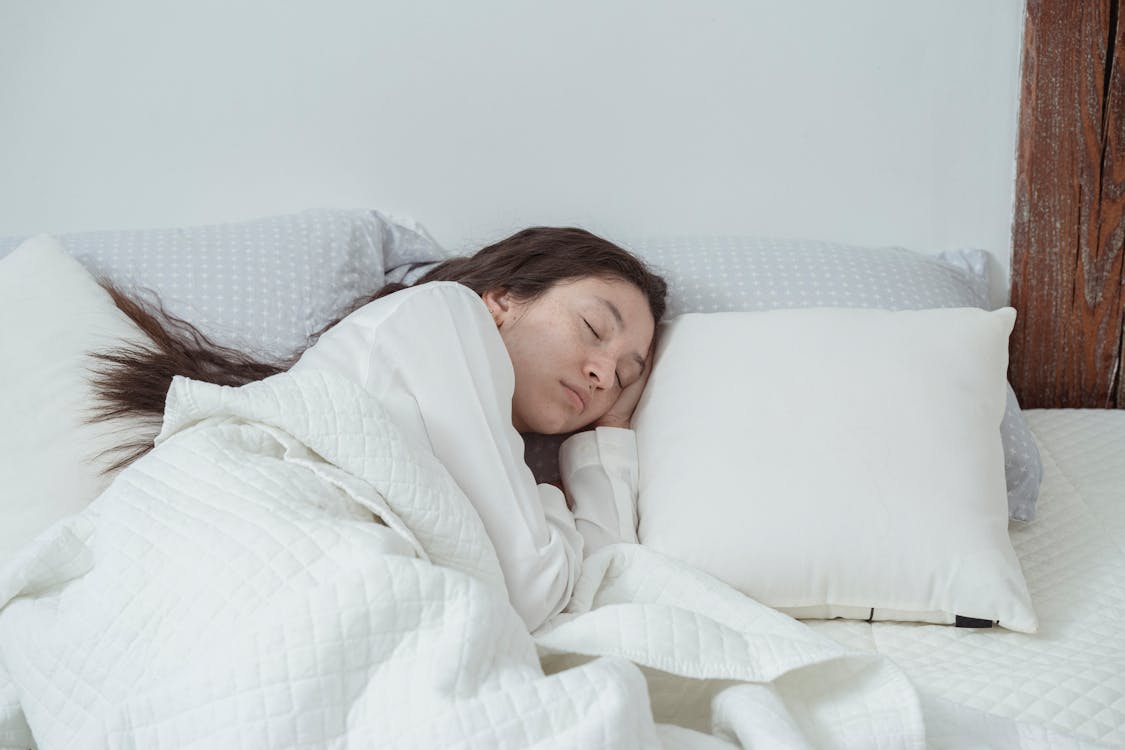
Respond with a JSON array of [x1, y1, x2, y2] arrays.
[[1011, 0, 1125, 408]]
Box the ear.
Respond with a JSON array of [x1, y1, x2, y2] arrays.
[[481, 288, 511, 328], [481, 288, 512, 312]]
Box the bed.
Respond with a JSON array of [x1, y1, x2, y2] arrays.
[[0, 210, 1120, 749], [811, 408, 1125, 747]]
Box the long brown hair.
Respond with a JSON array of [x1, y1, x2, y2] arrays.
[[90, 227, 667, 471]]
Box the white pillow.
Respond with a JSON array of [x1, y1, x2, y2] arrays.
[[633, 306, 1037, 632], [0, 235, 155, 566], [625, 237, 1041, 523]]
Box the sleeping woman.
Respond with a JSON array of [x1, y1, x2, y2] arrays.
[[90, 227, 667, 631]]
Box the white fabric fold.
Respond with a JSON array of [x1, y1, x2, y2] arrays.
[[0, 366, 944, 749]]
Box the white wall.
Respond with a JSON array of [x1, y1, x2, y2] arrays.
[[0, 1, 1024, 300]]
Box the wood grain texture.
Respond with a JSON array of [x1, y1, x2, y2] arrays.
[[1011, 0, 1125, 408]]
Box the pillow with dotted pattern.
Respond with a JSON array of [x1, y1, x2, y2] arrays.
[[0, 209, 451, 361], [523, 238, 1041, 522]]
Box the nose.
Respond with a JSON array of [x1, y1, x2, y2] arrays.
[[584, 353, 614, 390]]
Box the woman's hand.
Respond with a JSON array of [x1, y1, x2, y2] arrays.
[[594, 343, 655, 430]]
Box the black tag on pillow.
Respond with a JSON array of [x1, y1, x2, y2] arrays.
[[954, 615, 994, 628]]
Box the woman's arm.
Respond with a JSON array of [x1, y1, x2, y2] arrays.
[[560, 427, 639, 554]]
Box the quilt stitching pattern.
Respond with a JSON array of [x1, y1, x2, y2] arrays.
[[0, 368, 936, 748]]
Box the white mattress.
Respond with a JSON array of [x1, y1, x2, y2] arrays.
[[809, 409, 1125, 746]]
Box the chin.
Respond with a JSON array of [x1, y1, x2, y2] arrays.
[[532, 419, 571, 436], [522, 409, 574, 436]]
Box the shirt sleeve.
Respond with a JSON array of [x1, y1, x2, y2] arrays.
[[559, 427, 640, 555], [296, 283, 584, 632]]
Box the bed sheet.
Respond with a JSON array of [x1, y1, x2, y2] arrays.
[[808, 409, 1125, 746]]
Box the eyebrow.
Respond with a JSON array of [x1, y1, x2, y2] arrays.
[[596, 296, 648, 372]]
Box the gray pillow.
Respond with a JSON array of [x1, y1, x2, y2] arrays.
[[526, 237, 1041, 522], [0, 209, 448, 361], [1, 221, 1039, 519]]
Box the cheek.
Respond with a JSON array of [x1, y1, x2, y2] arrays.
[[506, 332, 558, 401], [587, 389, 617, 417]]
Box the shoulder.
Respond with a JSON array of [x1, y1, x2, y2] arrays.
[[389, 280, 483, 306], [347, 282, 488, 327], [294, 282, 501, 390]]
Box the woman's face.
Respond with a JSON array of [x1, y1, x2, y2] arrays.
[[483, 277, 656, 435]]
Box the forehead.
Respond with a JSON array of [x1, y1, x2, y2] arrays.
[[550, 277, 654, 333]]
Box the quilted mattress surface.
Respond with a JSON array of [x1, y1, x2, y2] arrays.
[[810, 409, 1125, 746]]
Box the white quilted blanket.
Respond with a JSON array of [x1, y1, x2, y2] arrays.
[[0, 371, 1094, 748]]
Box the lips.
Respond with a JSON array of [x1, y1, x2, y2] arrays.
[[562, 382, 587, 412]]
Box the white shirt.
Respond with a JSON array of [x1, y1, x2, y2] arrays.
[[291, 281, 637, 631]]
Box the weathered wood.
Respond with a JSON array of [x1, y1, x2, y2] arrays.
[[1011, 0, 1125, 408]]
